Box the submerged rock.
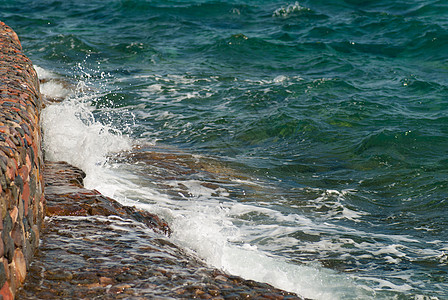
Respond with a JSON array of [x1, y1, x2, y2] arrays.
[[43, 161, 171, 236]]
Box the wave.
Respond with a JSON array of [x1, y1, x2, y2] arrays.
[[24, 0, 448, 296], [272, 2, 310, 18], [38, 63, 386, 299]]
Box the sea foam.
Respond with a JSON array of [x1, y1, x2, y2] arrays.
[[38, 66, 132, 184], [39, 66, 375, 300]]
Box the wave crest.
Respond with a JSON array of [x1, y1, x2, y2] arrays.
[[273, 2, 309, 18]]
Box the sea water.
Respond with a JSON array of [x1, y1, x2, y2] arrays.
[[2, 0, 448, 298]]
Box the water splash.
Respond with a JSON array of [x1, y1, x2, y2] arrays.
[[273, 2, 309, 18]]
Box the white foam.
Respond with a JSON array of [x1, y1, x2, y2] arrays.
[[221, 246, 364, 299], [244, 75, 303, 86], [273, 2, 309, 18], [35, 65, 55, 80], [166, 198, 370, 300], [40, 66, 132, 184], [274, 75, 288, 83], [372, 244, 407, 257], [40, 80, 72, 99], [82, 160, 374, 299], [35, 65, 73, 100], [39, 65, 403, 299], [357, 276, 413, 292], [146, 83, 163, 93]]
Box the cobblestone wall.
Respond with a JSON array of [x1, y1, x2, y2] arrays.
[[0, 21, 45, 299]]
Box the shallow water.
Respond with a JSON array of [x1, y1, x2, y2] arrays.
[[3, 0, 448, 298]]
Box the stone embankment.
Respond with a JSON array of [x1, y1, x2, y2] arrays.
[[1, 22, 308, 299], [0, 21, 45, 299]]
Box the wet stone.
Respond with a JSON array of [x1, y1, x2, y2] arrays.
[[10, 223, 23, 248], [0, 261, 6, 287], [13, 249, 26, 284], [0, 237, 3, 258], [2, 233, 14, 264], [16, 161, 308, 299], [13, 175, 23, 193], [22, 239, 33, 267], [45, 269, 73, 281], [43, 161, 171, 235]]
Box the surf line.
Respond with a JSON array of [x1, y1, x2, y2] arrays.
[[0, 21, 308, 299]]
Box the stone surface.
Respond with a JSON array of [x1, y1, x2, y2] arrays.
[[44, 161, 170, 235], [17, 161, 308, 299], [0, 21, 45, 298]]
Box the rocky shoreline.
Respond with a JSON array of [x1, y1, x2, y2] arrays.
[[1, 21, 308, 299], [18, 161, 306, 299]]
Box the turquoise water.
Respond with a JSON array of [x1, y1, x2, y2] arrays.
[[3, 0, 448, 298]]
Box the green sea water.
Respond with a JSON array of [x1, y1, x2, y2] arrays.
[[2, 0, 448, 298]]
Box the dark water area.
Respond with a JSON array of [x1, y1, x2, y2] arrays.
[[2, 0, 448, 298]]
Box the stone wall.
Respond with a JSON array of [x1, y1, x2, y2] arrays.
[[0, 21, 45, 299]]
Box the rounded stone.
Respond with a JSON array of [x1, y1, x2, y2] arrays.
[[9, 207, 17, 224], [2, 232, 14, 263], [10, 222, 23, 248], [13, 249, 26, 284], [0, 281, 13, 300]]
